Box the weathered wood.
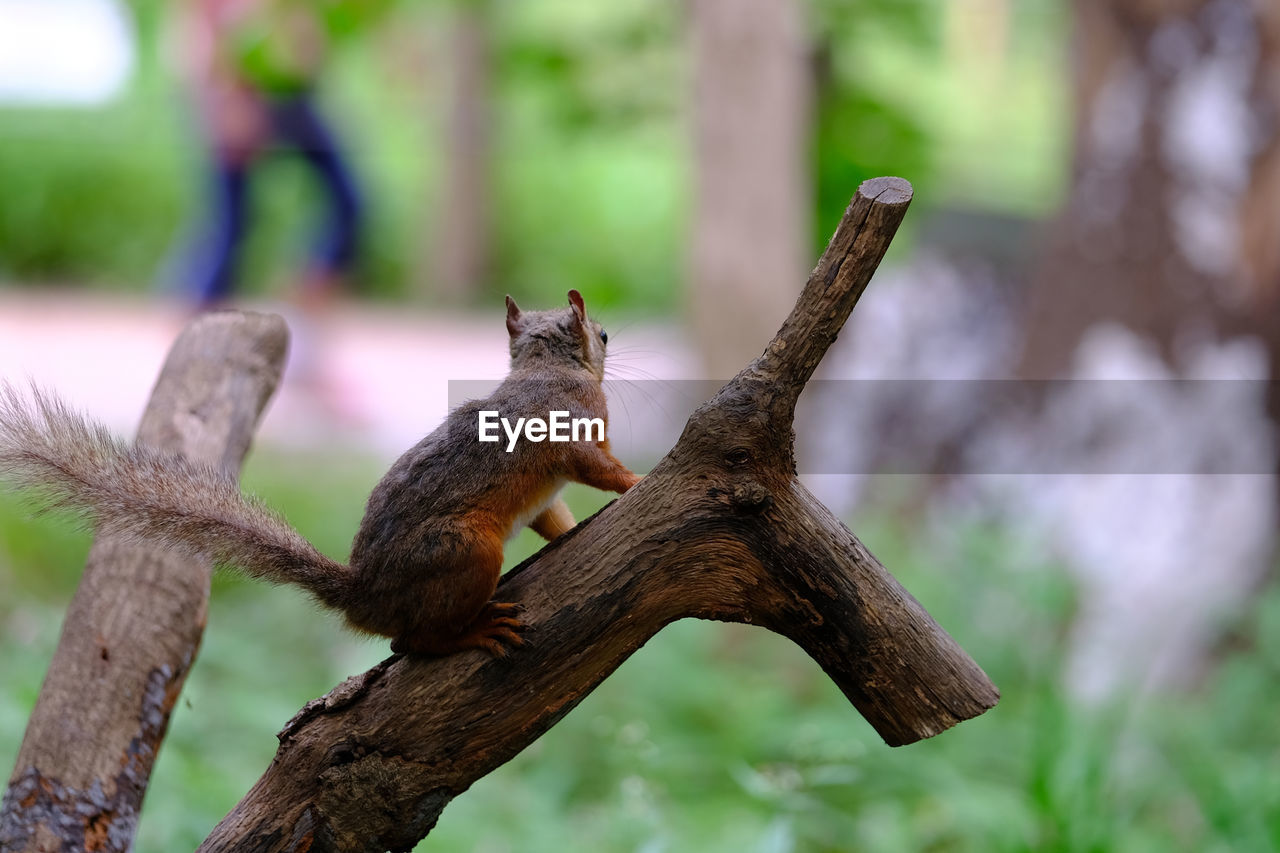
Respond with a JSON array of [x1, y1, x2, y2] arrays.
[[200, 178, 999, 853], [756, 175, 914, 405], [0, 312, 288, 853]]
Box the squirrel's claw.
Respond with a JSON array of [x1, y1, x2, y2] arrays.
[[474, 625, 525, 657], [469, 602, 526, 657], [484, 600, 521, 615], [464, 618, 525, 658], [390, 601, 525, 658]]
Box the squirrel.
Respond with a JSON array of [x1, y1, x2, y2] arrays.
[[0, 290, 640, 657]]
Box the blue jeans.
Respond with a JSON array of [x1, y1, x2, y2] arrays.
[[185, 93, 363, 305]]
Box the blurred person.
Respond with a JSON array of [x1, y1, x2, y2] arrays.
[[172, 0, 365, 417], [176, 0, 363, 310]]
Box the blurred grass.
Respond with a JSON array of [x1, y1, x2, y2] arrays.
[[2, 450, 1279, 851]]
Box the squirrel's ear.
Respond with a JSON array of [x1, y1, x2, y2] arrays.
[[567, 289, 586, 325], [505, 295, 523, 338]]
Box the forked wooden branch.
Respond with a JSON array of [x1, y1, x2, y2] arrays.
[[0, 313, 288, 852], [201, 177, 999, 852]]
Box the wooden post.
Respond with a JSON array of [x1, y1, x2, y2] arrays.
[[0, 312, 288, 852], [200, 178, 999, 852]]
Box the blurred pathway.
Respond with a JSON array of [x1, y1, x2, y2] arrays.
[[0, 290, 698, 463]]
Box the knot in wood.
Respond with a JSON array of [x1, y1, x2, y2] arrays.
[[730, 481, 771, 512], [323, 737, 369, 768]]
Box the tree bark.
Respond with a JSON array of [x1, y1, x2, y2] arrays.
[[200, 178, 999, 853], [0, 312, 288, 853]]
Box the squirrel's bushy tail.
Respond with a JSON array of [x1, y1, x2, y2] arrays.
[[0, 383, 351, 608]]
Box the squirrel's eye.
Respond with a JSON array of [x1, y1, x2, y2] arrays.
[[599, 329, 608, 345]]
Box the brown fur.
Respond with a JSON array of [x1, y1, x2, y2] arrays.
[[0, 291, 640, 656]]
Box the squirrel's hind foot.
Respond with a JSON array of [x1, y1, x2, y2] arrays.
[[392, 601, 525, 658], [461, 601, 525, 657]]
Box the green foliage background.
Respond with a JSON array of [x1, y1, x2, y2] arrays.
[[0, 0, 1063, 312]]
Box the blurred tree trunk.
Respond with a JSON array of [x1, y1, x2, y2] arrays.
[[431, 2, 492, 303], [1013, 0, 1280, 696], [1020, 0, 1280, 377], [689, 0, 811, 378]]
